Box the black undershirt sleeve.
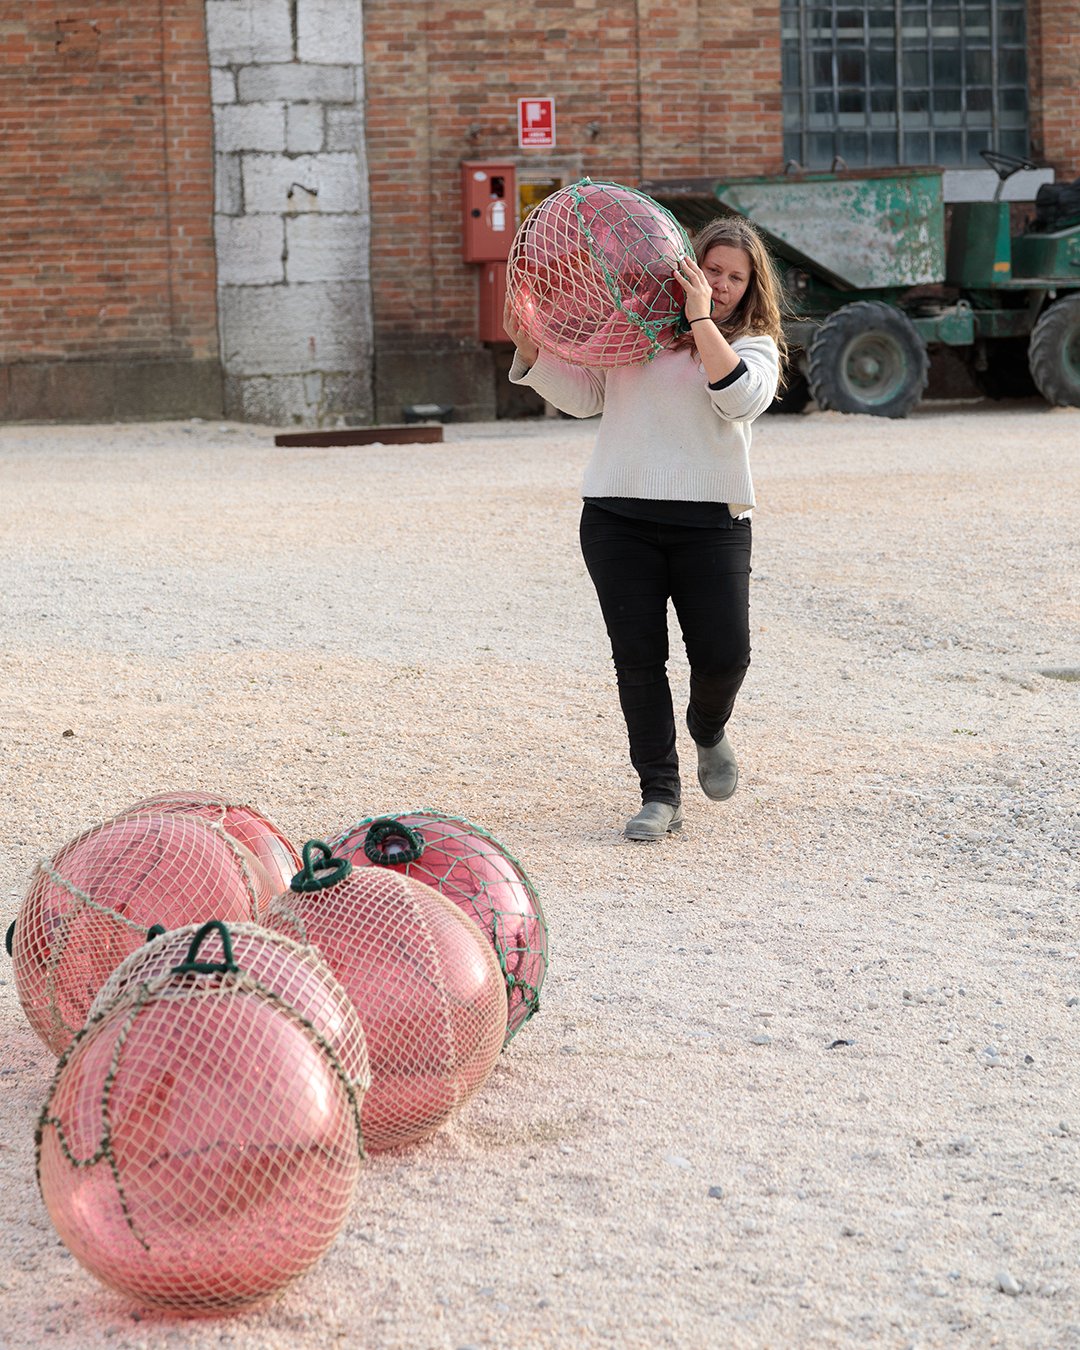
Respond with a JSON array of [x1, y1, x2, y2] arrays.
[[707, 359, 748, 391]]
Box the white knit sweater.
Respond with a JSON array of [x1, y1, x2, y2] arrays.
[[509, 335, 780, 515]]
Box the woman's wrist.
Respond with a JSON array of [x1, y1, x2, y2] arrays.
[[687, 316, 712, 325]]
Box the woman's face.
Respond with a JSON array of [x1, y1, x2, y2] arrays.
[[701, 244, 752, 322]]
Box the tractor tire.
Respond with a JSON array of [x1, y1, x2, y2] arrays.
[[1028, 295, 1080, 407], [806, 301, 929, 418], [766, 363, 811, 415]]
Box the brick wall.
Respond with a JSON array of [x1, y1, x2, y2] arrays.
[[1029, 0, 1080, 177], [4, 1, 1074, 426], [361, 0, 783, 419], [0, 1, 222, 420]]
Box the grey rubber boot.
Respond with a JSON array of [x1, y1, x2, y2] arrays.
[[695, 731, 738, 801], [624, 801, 684, 841]]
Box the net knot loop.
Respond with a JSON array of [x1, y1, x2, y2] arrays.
[[290, 839, 353, 893], [171, 920, 239, 975], [364, 818, 425, 866]]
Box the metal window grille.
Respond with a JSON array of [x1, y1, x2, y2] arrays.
[[781, 0, 1029, 168]]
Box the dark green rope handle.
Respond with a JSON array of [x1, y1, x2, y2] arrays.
[[5, 920, 14, 958], [364, 818, 425, 866], [145, 924, 166, 942], [170, 920, 239, 976], [290, 839, 353, 893]]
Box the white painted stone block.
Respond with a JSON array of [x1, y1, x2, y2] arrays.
[[297, 0, 364, 65], [227, 373, 311, 425], [214, 216, 285, 285], [215, 102, 287, 152], [206, 0, 294, 66], [227, 368, 374, 426], [325, 107, 364, 152], [211, 67, 237, 105], [243, 153, 363, 214], [238, 64, 356, 104], [215, 154, 244, 215], [220, 282, 372, 375], [287, 104, 326, 154], [942, 167, 1055, 202], [286, 214, 370, 283]]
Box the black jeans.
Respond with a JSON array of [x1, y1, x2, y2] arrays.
[[579, 503, 752, 806]]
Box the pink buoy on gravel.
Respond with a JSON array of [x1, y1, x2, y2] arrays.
[[9, 812, 274, 1055], [264, 840, 507, 1152], [115, 790, 302, 892], [330, 811, 547, 1043], [36, 921, 364, 1316], [89, 921, 370, 1096]]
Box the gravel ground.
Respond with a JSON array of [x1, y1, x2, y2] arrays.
[[0, 402, 1077, 1350]]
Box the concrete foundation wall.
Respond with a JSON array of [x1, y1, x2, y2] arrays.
[[0, 359, 224, 424], [374, 345, 505, 426]]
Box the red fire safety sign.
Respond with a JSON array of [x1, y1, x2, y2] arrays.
[[518, 97, 556, 149]]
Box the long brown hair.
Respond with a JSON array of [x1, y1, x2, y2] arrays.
[[673, 214, 788, 374]]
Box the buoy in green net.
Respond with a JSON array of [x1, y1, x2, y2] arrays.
[[506, 177, 693, 368], [329, 811, 548, 1044], [264, 842, 507, 1152], [36, 921, 364, 1315]]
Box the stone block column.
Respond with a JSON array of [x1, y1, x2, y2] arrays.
[[206, 0, 373, 425]]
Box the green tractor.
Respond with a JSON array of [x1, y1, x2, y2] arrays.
[[643, 152, 1080, 418]]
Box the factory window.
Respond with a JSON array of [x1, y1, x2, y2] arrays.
[[781, 0, 1029, 168]]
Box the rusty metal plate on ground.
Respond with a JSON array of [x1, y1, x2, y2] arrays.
[[273, 425, 444, 447]]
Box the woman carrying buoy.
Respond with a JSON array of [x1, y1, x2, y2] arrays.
[[503, 215, 785, 840]]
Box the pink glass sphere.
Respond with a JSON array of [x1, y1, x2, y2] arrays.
[[90, 922, 370, 1094], [506, 179, 691, 367], [265, 845, 507, 1151], [116, 790, 302, 892], [331, 811, 547, 1042], [37, 933, 363, 1315], [12, 812, 273, 1055]]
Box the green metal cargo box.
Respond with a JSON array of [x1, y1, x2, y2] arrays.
[[646, 167, 946, 292]]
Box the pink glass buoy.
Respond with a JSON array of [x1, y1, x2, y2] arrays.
[[116, 790, 302, 892], [11, 812, 273, 1054], [265, 841, 507, 1151], [331, 811, 547, 1042], [506, 178, 691, 367], [37, 921, 364, 1315], [90, 921, 370, 1095]]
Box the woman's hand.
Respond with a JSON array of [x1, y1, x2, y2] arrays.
[[503, 294, 539, 367], [673, 254, 741, 384], [673, 255, 712, 322]]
